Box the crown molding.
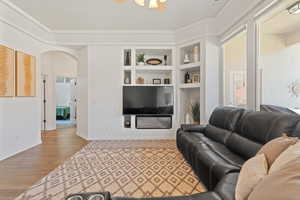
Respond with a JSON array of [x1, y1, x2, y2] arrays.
[[1, 0, 269, 46], [51, 30, 174, 34], [215, 0, 234, 19], [216, 0, 279, 37], [1, 0, 52, 32]]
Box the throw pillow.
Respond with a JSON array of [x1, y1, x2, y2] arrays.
[[235, 154, 268, 200], [257, 134, 298, 167], [248, 158, 300, 200], [270, 141, 300, 173]]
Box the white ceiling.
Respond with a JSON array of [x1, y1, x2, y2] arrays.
[[263, 10, 300, 35], [8, 0, 228, 31], [262, 0, 300, 35]]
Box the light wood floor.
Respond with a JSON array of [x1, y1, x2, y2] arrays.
[[0, 127, 88, 200]]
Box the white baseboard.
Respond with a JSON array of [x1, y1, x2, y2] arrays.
[[0, 140, 42, 161]]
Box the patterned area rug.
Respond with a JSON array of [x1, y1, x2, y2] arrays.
[[15, 140, 206, 200]]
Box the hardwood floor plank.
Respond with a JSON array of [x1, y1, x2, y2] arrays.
[[0, 127, 88, 200]]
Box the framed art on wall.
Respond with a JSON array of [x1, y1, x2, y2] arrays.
[[0, 45, 15, 97], [16, 51, 36, 97]]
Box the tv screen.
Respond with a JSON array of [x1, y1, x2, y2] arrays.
[[123, 86, 174, 115]]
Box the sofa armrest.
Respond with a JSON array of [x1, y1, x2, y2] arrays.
[[214, 173, 239, 200], [112, 192, 222, 200], [180, 124, 207, 133]]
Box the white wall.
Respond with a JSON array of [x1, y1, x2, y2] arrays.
[[41, 53, 56, 130], [0, 1, 78, 160], [223, 31, 247, 106], [0, 19, 45, 161], [77, 47, 89, 139], [86, 45, 176, 140], [0, 21, 75, 161], [260, 34, 300, 108], [41, 51, 77, 130], [51, 52, 78, 77], [204, 37, 220, 120]]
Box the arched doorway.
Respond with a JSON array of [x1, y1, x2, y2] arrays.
[[40, 51, 78, 131]]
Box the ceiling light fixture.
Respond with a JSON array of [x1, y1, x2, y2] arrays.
[[134, 0, 145, 7], [288, 1, 300, 15], [115, 0, 167, 11]]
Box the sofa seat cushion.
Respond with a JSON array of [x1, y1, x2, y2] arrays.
[[179, 132, 244, 167], [215, 173, 239, 200], [180, 131, 245, 167], [178, 131, 242, 181], [202, 139, 245, 167], [194, 144, 241, 180]]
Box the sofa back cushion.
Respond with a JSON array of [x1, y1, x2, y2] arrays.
[[291, 122, 300, 137], [236, 111, 300, 144], [226, 133, 262, 159], [205, 125, 232, 145], [209, 107, 245, 132]]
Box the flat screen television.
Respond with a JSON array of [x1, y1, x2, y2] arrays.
[[123, 86, 174, 115]]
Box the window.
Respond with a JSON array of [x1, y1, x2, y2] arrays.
[[257, 5, 300, 114], [222, 30, 247, 108], [56, 76, 74, 83]]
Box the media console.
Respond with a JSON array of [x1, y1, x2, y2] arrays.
[[135, 115, 172, 129]]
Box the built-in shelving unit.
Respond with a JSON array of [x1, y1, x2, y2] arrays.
[[179, 62, 201, 71], [122, 48, 175, 86], [179, 83, 201, 89], [121, 39, 219, 132], [178, 41, 202, 125], [121, 47, 176, 130]]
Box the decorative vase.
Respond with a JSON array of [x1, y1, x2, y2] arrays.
[[164, 55, 168, 66], [136, 77, 144, 84], [185, 113, 191, 124], [184, 72, 190, 83], [193, 46, 199, 62], [125, 51, 131, 66], [184, 54, 190, 64], [125, 77, 130, 84], [138, 62, 145, 66]]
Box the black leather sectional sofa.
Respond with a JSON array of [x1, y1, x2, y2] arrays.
[[113, 106, 300, 200]]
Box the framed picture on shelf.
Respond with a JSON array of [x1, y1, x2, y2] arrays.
[[192, 72, 200, 83], [153, 79, 161, 85], [164, 78, 170, 84]]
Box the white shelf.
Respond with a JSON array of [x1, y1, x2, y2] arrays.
[[179, 83, 201, 89], [135, 65, 175, 71], [122, 65, 175, 71], [179, 62, 201, 71], [123, 84, 174, 87], [122, 66, 134, 70]]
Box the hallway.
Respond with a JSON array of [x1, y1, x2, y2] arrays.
[[0, 128, 88, 200]]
